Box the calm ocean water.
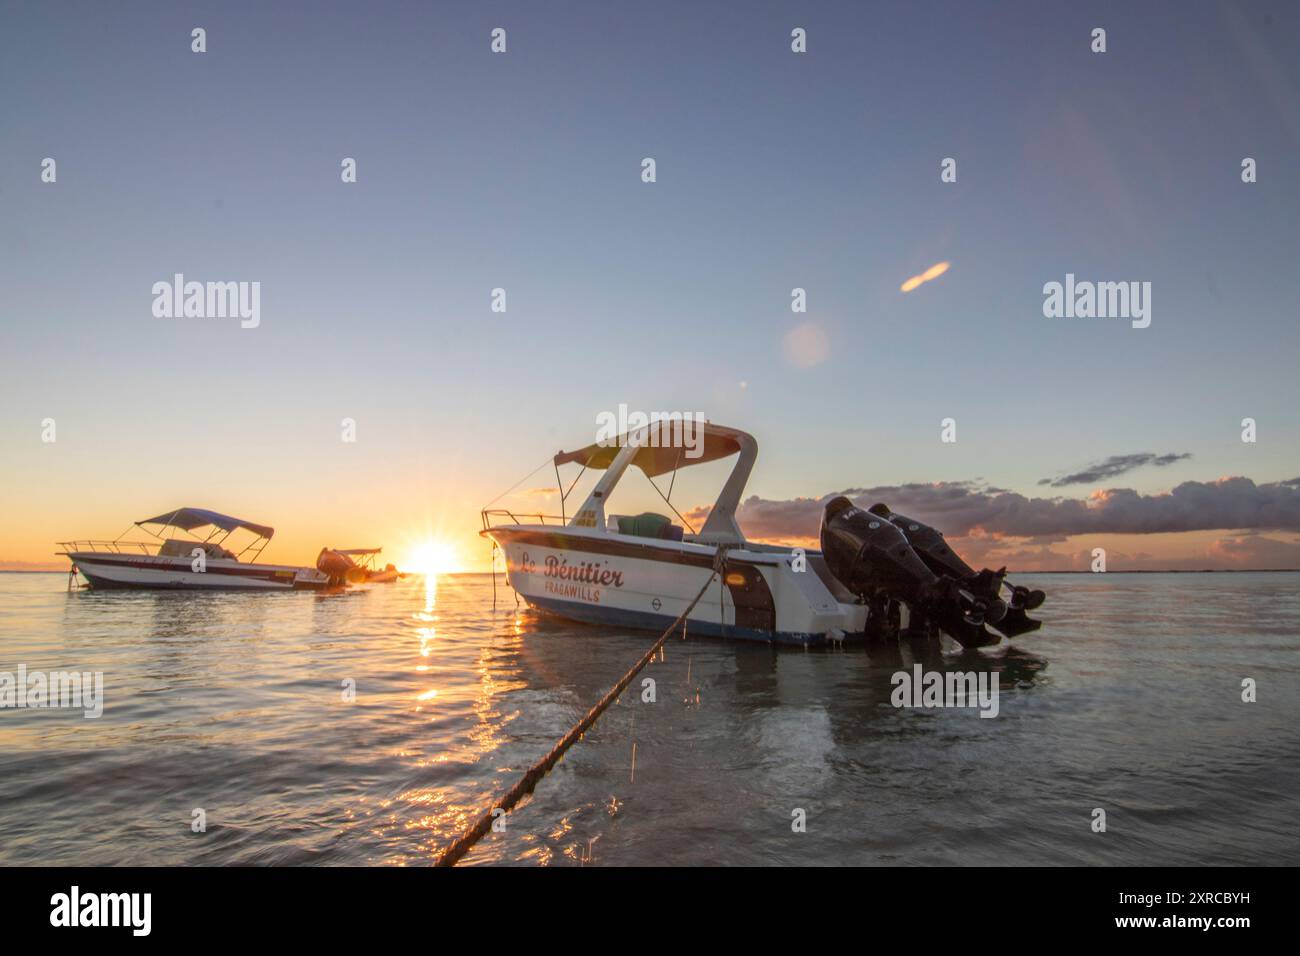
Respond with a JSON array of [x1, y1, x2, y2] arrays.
[[0, 571, 1297, 866]]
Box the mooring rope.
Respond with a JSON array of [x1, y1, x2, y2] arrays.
[[433, 547, 729, 867]]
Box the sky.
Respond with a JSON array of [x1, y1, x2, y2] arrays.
[[2, 0, 1299, 572]]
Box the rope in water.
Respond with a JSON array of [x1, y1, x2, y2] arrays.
[[433, 548, 728, 867]]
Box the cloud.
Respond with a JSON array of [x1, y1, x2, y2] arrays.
[[1205, 533, 1300, 568], [691, 475, 1300, 542], [960, 534, 1300, 572], [0, 559, 64, 572], [524, 487, 559, 496], [899, 261, 950, 293], [1039, 452, 1192, 487]]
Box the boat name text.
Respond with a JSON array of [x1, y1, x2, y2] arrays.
[[544, 555, 624, 588]]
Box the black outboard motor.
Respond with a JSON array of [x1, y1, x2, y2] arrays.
[[867, 503, 1045, 639], [820, 497, 999, 648]]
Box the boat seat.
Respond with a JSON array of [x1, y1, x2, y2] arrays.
[[613, 513, 683, 542]]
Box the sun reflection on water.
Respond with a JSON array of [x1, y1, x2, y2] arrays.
[[379, 572, 532, 863], [414, 574, 437, 694], [423, 572, 437, 616]]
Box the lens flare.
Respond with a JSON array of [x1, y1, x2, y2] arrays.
[[900, 260, 951, 293]]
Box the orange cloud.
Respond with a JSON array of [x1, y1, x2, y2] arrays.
[[900, 261, 950, 293]]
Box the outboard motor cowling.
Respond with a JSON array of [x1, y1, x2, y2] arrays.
[[821, 497, 938, 604], [317, 548, 363, 586], [820, 497, 999, 648], [868, 503, 1045, 640]]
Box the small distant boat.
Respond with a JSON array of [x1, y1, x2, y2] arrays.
[[59, 508, 330, 591], [315, 547, 402, 585]]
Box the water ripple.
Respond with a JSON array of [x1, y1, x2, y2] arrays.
[[0, 571, 1297, 865]]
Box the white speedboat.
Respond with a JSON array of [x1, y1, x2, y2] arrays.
[[60, 508, 330, 591], [483, 422, 1045, 648]]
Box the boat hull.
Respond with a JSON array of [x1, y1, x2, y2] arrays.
[[68, 553, 329, 591], [485, 525, 870, 645], [523, 593, 822, 644]]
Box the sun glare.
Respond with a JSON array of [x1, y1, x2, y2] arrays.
[[405, 540, 461, 577]]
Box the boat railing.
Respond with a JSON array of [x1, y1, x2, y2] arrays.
[[57, 539, 158, 555], [481, 509, 569, 531]]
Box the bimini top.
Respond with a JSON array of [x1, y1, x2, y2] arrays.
[[555, 422, 753, 478], [558, 422, 757, 545], [136, 507, 275, 541]]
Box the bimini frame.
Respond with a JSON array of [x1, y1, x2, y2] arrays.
[[59, 508, 275, 563], [480, 422, 757, 547], [556, 421, 756, 545]]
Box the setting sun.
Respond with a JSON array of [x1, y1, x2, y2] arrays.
[[404, 540, 462, 576]]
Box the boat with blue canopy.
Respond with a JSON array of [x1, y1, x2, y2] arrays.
[[59, 507, 330, 591]]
